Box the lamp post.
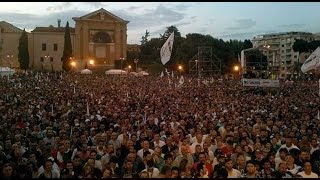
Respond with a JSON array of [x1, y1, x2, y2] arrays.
[[7, 54, 13, 69], [128, 65, 132, 73], [44, 55, 51, 72], [69, 56, 75, 71], [134, 59, 139, 72], [70, 61, 76, 72], [88, 59, 94, 70], [195, 59, 200, 78], [178, 65, 183, 75], [234, 65, 240, 78], [120, 57, 125, 70]]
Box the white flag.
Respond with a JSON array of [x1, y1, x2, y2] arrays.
[[160, 71, 164, 78], [301, 47, 320, 73], [179, 76, 184, 85], [86, 101, 90, 116], [160, 32, 174, 65]]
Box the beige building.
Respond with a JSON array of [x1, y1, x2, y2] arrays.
[[252, 32, 314, 76], [0, 21, 23, 68], [0, 8, 129, 71]]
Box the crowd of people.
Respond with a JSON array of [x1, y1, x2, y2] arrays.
[[0, 71, 319, 178]]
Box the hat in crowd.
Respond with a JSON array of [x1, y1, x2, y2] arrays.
[[48, 157, 55, 162]]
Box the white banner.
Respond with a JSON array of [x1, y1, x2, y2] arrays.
[[160, 32, 174, 65], [301, 47, 320, 73], [242, 78, 280, 87]]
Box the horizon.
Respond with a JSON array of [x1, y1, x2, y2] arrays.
[[1, 2, 320, 44]]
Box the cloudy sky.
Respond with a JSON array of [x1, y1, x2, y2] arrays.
[[1, 2, 320, 44]]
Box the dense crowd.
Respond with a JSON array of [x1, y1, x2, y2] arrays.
[[0, 71, 319, 178]]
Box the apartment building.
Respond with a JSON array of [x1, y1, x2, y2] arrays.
[[252, 32, 315, 76]]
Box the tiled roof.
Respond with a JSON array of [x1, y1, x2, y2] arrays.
[[32, 25, 75, 33], [0, 21, 23, 33]]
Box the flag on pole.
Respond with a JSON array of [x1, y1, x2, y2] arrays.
[[160, 71, 164, 78], [318, 79, 320, 97], [179, 76, 184, 85], [86, 101, 90, 116], [301, 47, 320, 73], [160, 32, 175, 65]]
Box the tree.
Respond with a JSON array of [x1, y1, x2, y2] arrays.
[[140, 30, 150, 45], [61, 21, 73, 72], [18, 29, 30, 70], [243, 39, 253, 49], [293, 39, 308, 53]]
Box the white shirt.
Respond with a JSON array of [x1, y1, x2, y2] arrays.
[[275, 157, 285, 170], [275, 144, 299, 157], [142, 168, 160, 178], [190, 141, 204, 154], [227, 168, 241, 178], [297, 171, 319, 178], [154, 140, 166, 148], [137, 149, 154, 159]]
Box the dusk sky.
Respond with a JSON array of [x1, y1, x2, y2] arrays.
[[1, 2, 320, 44]]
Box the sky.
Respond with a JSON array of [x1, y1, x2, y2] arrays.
[[1, 2, 320, 44]]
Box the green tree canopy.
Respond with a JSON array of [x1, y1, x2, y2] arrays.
[[61, 21, 73, 72], [18, 29, 30, 70]]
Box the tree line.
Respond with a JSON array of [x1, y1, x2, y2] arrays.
[[127, 26, 253, 74]]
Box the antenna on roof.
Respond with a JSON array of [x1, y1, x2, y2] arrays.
[[58, 19, 61, 28]]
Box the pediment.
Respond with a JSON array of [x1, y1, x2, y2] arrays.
[[76, 8, 129, 23]]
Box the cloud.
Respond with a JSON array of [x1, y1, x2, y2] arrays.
[[81, 2, 105, 8], [0, 10, 89, 31], [46, 2, 72, 12], [218, 30, 277, 40], [278, 24, 306, 29], [112, 4, 186, 30], [226, 18, 256, 30], [190, 16, 197, 19]]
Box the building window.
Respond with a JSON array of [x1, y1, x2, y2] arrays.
[[42, 43, 46, 51], [281, 50, 285, 53], [40, 57, 44, 62], [282, 44, 284, 47], [294, 55, 297, 58], [53, 44, 58, 51], [50, 57, 53, 62]]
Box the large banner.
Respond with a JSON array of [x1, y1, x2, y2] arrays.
[[160, 32, 174, 65], [301, 47, 320, 73], [242, 78, 280, 87]]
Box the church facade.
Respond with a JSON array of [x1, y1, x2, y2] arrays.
[[0, 8, 129, 71]]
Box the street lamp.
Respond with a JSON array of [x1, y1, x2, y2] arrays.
[[70, 61, 76, 71], [128, 65, 132, 73], [178, 65, 183, 75], [120, 57, 125, 70], [7, 54, 13, 69], [195, 59, 200, 78], [134, 59, 139, 72], [234, 65, 239, 71], [89, 59, 94, 65]]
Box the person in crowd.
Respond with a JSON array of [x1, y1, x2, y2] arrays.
[[0, 72, 319, 178]]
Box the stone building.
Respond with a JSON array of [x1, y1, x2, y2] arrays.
[[0, 8, 129, 71]]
